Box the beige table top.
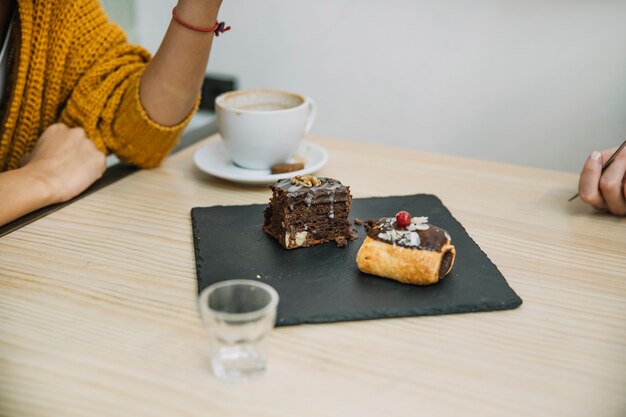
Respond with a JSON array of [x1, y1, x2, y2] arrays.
[[1, 134, 625, 417]]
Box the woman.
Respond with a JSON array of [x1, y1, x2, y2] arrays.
[[0, 0, 223, 225], [579, 147, 626, 216]]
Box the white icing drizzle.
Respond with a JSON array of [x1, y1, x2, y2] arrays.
[[274, 178, 348, 212], [287, 184, 304, 193], [304, 192, 313, 207], [389, 229, 397, 246], [374, 217, 428, 247], [406, 216, 430, 231], [377, 228, 422, 247], [276, 177, 345, 194]]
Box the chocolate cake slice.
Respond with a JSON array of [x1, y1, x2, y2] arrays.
[[263, 175, 356, 249]]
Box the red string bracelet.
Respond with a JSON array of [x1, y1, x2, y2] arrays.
[[171, 7, 231, 36]]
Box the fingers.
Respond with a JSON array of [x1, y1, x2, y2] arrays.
[[36, 123, 75, 151], [86, 141, 107, 176], [75, 129, 106, 175], [62, 127, 106, 177], [601, 147, 618, 161], [578, 151, 607, 210], [599, 151, 626, 216], [43, 123, 69, 137], [69, 126, 86, 136], [70, 128, 106, 170], [47, 122, 69, 130], [19, 125, 70, 165]]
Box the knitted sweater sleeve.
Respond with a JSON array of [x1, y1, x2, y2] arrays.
[[59, 0, 198, 168]]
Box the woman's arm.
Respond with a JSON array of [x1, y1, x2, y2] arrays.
[[59, 0, 224, 169], [140, 0, 223, 126], [0, 124, 105, 226], [0, 166, 52, 226], [578, 147, 626, 216], [1, 1, 223, 226]]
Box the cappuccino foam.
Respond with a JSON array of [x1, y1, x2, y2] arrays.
[[219, 90, 304, 112], [237, 103, 291, 111]]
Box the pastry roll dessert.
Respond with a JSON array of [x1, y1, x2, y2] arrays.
[[356, 211, 455, 285]]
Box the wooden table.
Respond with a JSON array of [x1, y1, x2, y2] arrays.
[[1, 135, 624, 417]]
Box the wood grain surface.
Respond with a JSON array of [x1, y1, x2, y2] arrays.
[[1, 135, 624, 417]]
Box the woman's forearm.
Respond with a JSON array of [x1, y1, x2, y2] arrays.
[[139, 0, 223, 126], [0, 167, 53, 226]]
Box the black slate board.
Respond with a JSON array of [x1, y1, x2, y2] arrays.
[[191, 194, 522, 326]]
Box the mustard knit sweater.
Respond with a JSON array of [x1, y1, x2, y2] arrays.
[[0, 0, 194, 172]]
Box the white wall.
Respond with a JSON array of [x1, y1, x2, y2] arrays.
[[134, 0, 626, 172]]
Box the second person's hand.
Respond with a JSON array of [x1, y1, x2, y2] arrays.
[[578, 147, 626, 216]]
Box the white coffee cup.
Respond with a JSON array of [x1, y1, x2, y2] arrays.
[[215, 90, 316, 170]]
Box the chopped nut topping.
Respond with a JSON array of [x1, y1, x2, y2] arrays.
[[335, 236, 348, 248], [364, 219, 377, 232], [291, 175, 321, 187]]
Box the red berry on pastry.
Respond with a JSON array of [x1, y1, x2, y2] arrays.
[[395, 211, 411, 228]]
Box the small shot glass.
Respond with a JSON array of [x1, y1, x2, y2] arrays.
[[198, 279, 279, 381]]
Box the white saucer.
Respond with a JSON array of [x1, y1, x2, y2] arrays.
[[193, 140, 329, 185]]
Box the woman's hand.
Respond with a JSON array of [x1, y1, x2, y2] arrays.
[[0, 123, 106, 226], [578, 147, 626, 216], [22, 123, 106, 203]]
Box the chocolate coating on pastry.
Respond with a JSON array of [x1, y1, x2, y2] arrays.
[[357, 215, 455, 285], [367, 217, 450, 251], [439, 250, 454, 278]]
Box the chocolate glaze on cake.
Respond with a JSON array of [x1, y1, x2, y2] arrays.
[[263, 177, 356, 249], [272, 177, 350, 213], [367, 217, 451, 252]]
